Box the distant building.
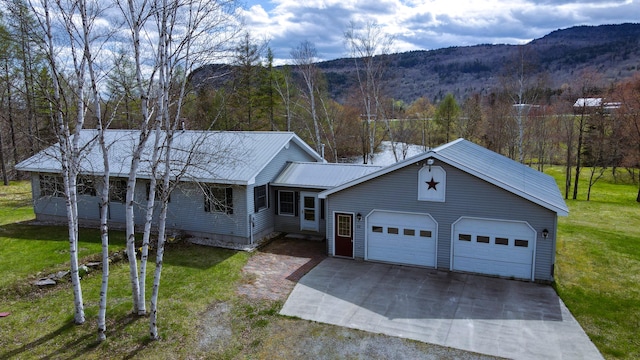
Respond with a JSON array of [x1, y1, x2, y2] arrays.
[[573, 98, 621, 113]]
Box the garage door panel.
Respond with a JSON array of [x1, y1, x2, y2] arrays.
[[368, 247, 435, 266], [366, 211, 437, 267], [454, 242, 532, 263], [452, 218, 535, 280], [453, 256, 532, 280]]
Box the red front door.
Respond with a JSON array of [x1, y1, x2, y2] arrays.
[[334, 213, 353, 257]]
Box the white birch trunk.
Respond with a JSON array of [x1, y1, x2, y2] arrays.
[[65, 167, 85, 324], [121, 0, 155, 315], [81, 1, 111, 338], [125, 151, 142, 313], [138, 112, 163, 315], [40, 0, 87, 324], [97, 137, 110, 340], [149, 135, 171, 340]]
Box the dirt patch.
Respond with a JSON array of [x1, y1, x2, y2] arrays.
[[236, 236, 326, 301], [197, 302, 233, 352], [260, 318, 502, 359]]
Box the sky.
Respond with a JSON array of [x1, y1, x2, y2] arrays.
[[238, 0, 640, 64]]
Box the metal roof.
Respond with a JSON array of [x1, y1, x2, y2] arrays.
[[15, 130, 323, 185], [319, 138, 569, 216], [272, 162, 384, 189]]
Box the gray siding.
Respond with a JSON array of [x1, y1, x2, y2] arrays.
[[165, 182, 248, 240], [325, 160, 557, 281], [272, 186, 327, 237], [32, 173, 67, 219], [30, 173, 251, 243], [250, 141, 320, 238]]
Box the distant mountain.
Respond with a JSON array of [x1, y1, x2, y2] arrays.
[[191, 23, 640, 104]]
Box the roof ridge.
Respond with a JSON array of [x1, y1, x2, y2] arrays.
[[288, 161, 383, 167]]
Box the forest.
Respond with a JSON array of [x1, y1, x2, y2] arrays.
[[5, 15, 640, 198], [0, 3, 639, 207]]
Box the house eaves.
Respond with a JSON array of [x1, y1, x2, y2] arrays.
[[272, 162, 383, 189], [16, 130, 325, 186], [319, 138, 569, 216]]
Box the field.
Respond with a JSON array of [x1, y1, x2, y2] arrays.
[[0, 168, 638, 359], [548, 168, 640, 359]]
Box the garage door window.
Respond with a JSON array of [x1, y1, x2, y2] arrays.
[[459, 234, 471, 241], [404, 229, 415, 236], [477, 235, 490, 243], [388, 227, 399, 234], [495, 237, 509, 245], [372, 226, 383, 233], [515, 239, 529, 247], [420, 230, 432, 237]]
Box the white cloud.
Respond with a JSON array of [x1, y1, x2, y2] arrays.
[[241, 0, 640, 63]]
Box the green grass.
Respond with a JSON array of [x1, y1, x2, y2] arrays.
[[1, 171, 639, 359], [0, 181, 250, 359], [547, 167, 640, 359], [0, 180, 34, 225]]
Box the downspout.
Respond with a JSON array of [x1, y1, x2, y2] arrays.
[[249, 214, 255, 245]]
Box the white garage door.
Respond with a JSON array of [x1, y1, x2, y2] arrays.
[[366, 211, 437, 267], [452, 217, 535, 280]]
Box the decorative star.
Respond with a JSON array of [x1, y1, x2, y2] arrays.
[[426, 177, 439, 190]]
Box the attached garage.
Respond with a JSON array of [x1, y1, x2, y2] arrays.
[[452, 217, 536, 280], [366, 210, 437, 267], [320, 139, 569, 282]]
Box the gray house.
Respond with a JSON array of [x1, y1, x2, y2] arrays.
[[318, 139, 568, 282], [16, 130, 325, 245], [17, 132, 567, 281]]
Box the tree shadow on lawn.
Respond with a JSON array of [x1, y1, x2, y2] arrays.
[[0, 222, 126, 245], [0, 314, 149, 360], [162, 242, 238, 270]]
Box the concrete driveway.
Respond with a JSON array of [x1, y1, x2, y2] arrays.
[[280, 258, 603, 360]]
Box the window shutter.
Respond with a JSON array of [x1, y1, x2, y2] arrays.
[[274, 190, 279, 214], [226, 187, 233, 214], [294, 191, 299, 217], [253, 187, 258, 212]]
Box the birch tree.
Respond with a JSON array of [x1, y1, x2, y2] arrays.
[[291, 41, 322, 153], [79, 2, 117, 341], [344, 21, 394, 163], [116, 0, 241, 337], [500, 45, 542, 163], [26, 0, 103, 324], [273, 64, 295, 131], [150, 0, 240, 339], [118, 0, 156, 315]]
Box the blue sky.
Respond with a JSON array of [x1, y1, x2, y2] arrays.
[[238, 0, 640, 63]]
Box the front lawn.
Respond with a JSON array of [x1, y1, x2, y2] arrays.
[[1, 169, 638, 359], [0, 181, 250, 359], [547, 167, 640, 359]]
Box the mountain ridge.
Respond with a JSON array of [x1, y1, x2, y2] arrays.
[[191, 23, 640, 104]]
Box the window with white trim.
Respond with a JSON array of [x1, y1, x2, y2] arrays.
[[39, 174, 64, 198], [278, 190, 295, 216], [109, 179, 127, 203], [204, 186, 233, 214], [77, 176, 97, 196]]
